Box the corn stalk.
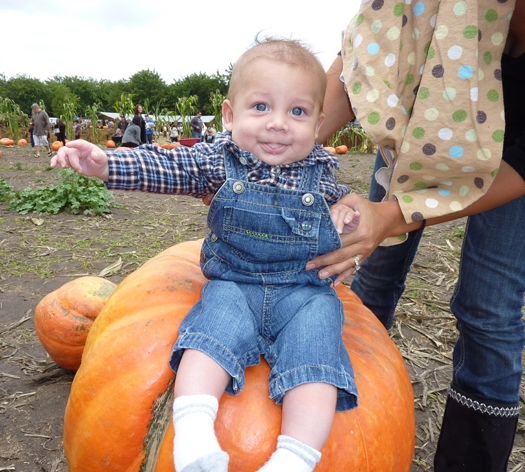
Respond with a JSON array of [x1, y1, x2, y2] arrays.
[[85, 103, 101, 144], [114, 93, 135, 119], [0, 98, 28, 143], [176, 96, 198, 139], [346, 126, 375, 153], [325, 129, 344, 148], [326, 125, 375, 154], [62, 102, 77, 142], [150, 99, 166, 142], [210, 90, 224, 132]]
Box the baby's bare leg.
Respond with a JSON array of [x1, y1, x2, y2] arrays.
[[258, 383, 337, 471], [282, 382, 337, 450], [173, 349, 231, 472], [175, 348, 231, 398]]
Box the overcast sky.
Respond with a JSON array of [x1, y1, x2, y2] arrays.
[[1, 0, 361, 84]]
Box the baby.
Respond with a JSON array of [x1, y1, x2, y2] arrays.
[[52, 37, 360, 472]]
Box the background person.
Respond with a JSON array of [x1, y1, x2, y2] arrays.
[[30, 103, 52, 158], [118, 116, 128, 133], [57, 119, 67, 147], [170, 122, 179, 142], [145, 114, 155, 144], [134, 104, 146, 144], [190, 111, 204, 140], [120, 115, 143, 148]]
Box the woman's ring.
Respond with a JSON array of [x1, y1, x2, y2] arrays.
[[353, 255, 360, 272]]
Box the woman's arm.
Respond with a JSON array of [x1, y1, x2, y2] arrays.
[[308, 161, 525, 284], [318, 55, 355, 145]]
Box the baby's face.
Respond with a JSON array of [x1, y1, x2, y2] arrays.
[[223, 59, 325, 166]]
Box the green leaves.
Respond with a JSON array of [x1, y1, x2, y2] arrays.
[[7, 168, 114, 215], [0, 178, 15, 202]]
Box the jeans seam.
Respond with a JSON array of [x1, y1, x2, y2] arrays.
[[450, 217, 471, 381]]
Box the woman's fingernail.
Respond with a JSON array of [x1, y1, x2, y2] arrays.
[[319, 270, 328, 279], [305, 263, 315, 271]]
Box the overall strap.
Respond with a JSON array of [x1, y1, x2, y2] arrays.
[[223, 148, 249, 181], [298, 160, 325, 193]]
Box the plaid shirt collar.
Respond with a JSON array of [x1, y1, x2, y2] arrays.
[[215, 132, 341, 171]]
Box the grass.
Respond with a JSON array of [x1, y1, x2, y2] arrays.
[[0, 210, 203, 279]]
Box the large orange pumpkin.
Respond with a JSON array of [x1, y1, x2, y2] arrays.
[[63, 240, 415, 471], [34, 276, 117, 370], [336, 145, 348, 154], [18, 138, 28, 146]]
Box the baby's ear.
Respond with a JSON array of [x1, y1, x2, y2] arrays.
[[222, 100, 234, 132], [315, 112, 325, 140]]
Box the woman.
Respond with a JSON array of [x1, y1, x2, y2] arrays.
[[134, 104, 146, 144], [121, 115, 142, 148], [309, 1, 525, 470]]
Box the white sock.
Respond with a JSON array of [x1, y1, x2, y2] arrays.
[[173, 394, 229, 472], [257, 435, 322, 472]]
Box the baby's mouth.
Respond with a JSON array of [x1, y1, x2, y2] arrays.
[[260, 142, 288, 154]]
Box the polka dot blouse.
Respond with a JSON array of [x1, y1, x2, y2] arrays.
[[341, 0, 515, 225]]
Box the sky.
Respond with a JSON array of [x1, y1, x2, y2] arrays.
[[1, 0, 361, 84]]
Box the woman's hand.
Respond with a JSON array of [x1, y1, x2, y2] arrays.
[[307, 194, 421, 286]]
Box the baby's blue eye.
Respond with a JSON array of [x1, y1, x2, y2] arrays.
[[291, 107, 305, 116], [255, 103, 268, 112]]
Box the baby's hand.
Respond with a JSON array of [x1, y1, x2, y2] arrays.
[[330, 203, 361, 234], [51, 140, 109, 182]]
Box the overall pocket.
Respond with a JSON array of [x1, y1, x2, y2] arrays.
[[223, 205, 321, 264]]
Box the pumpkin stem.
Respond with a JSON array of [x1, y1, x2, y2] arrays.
[[139, 375, 175, 471]]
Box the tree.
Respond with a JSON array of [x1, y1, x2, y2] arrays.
[[168, 71, 229, 115], [50, 84, 80, 120], [128, 69, 167, 107], [1, 75, 51, 115]]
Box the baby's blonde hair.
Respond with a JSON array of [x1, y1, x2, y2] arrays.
[[227, 36, 327, 107]]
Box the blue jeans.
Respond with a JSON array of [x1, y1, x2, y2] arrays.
[[170, 280, 357, 412], [351, 150, 525, 404]]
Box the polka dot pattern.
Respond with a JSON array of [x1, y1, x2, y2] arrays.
[[341, 0, 512, 228]]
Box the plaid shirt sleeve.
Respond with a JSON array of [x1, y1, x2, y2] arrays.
[[104, 143, 226, 198]]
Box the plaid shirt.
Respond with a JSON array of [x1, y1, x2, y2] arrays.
[[105, 132, 351, 204]]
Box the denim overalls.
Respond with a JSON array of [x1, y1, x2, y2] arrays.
[[170, 148, 358, 412]]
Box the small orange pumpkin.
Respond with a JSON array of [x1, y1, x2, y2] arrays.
[[152, 142, 160, 147], [17, 139, 28, 146], [324, 146, 336, 154], [161, 143, 169, 149], [0, 150, 2, 159], [106, 140, 116, 148], [35, 276, 117, 371], [52, 141, 63, 151], [63, 240, 415, 471], [336, 145, 348, 154], [169, 143, 179, 149]]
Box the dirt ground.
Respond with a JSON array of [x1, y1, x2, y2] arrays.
[[0, 143, 524, 472]]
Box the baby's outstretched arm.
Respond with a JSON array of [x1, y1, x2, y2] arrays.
[[331, 198, 361, 234], [50, 140, 109, 182]]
